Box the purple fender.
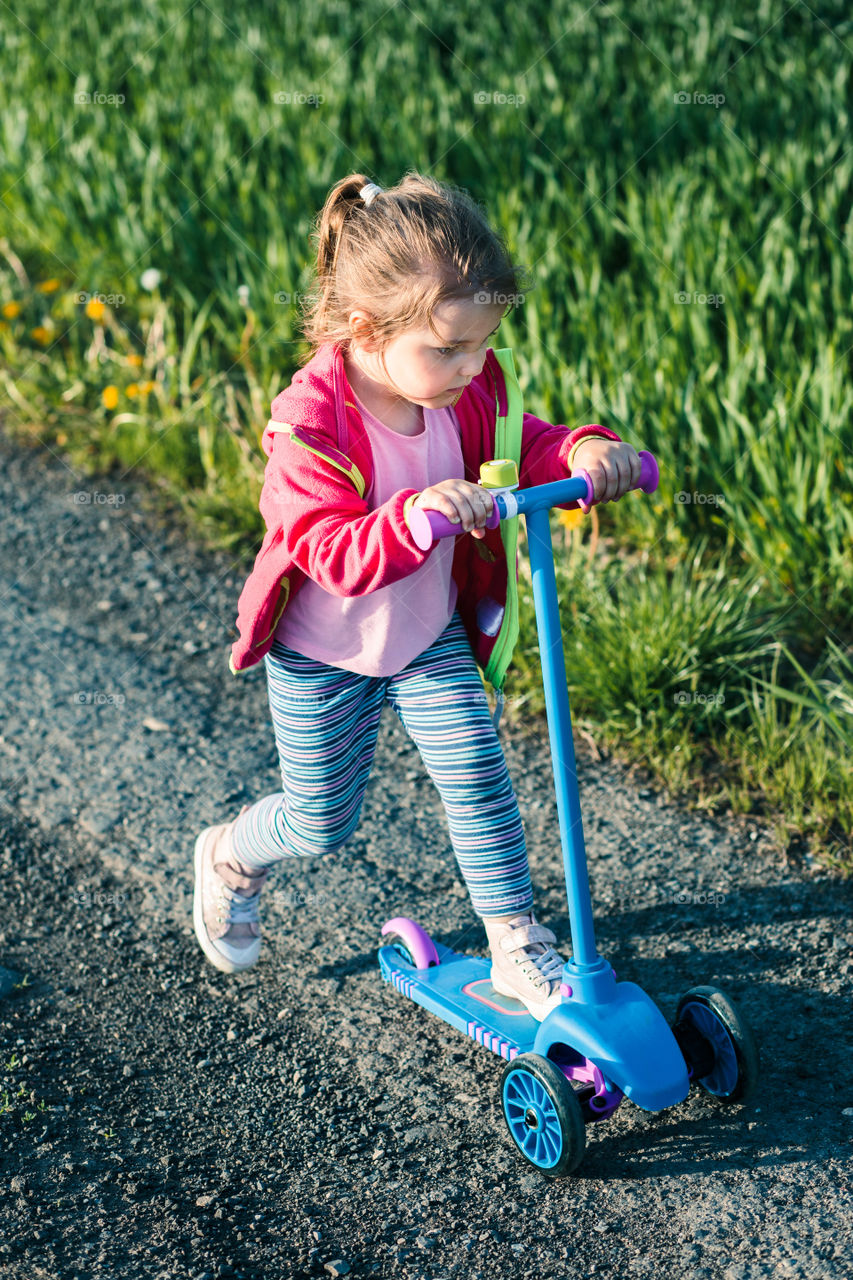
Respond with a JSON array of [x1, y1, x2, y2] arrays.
[[380, 917, 439, 970]]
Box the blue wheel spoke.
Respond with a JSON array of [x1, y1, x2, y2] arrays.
[[517, 1074, 537, 1105]]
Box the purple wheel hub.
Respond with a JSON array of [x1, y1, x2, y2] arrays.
[[381, 917, 439, 969]]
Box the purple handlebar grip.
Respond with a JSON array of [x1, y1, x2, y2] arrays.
[[407, 505, 462, 551], [636, 450, 659, 493]]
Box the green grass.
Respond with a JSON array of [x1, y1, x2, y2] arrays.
[[0, 0, 850, 870]]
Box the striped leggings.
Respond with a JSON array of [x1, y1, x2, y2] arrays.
[[230, 611, 533, 918]]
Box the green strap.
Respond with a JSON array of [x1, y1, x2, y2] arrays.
[[483, 348, 524, 692]]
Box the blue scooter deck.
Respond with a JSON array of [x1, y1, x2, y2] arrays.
[[378, 941, 540, 1060]]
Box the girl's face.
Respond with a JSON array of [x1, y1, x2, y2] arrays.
[[347, 297, 507, 409]]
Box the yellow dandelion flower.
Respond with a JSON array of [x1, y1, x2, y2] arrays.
[[556, 506, 585, 530], [2, 301, 22, 319], [126, 383, 139, 398], [138, 380, 157, 395], [101, 385, 120, 410], [36, 279, 61, 294], [127, 353, 144, 368], [56, 430, 68, 445], [30, 326, 52, 345], [86, 298, 106, 322]]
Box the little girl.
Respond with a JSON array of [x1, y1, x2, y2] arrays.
[[193, 171, 641, 1021]]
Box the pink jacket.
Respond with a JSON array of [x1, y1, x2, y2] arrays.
[[229, 342, 621, 676]]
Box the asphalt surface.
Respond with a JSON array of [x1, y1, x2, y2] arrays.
[[1, 429, 851, 1279]]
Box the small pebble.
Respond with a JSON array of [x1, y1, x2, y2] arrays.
[[142, 717, 170, 732]]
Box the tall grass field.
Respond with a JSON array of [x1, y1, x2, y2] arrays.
[[1, 0, 851, 869]]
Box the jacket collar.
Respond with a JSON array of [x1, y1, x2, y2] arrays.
[[264, 341, 505, 457]]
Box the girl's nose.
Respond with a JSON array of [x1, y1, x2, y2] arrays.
[[459, 351, 488, 379]]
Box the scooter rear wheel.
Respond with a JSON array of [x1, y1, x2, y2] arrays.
[[500, 1053, 586, 1177], [379, 917, 439, 969]]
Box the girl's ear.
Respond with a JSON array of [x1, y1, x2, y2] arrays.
[[348, 309, 381, 351]]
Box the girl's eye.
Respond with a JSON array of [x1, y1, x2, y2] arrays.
[[434, 333, 495, 357]]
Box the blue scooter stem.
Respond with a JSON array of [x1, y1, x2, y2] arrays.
[[526, 505, 600, 969]]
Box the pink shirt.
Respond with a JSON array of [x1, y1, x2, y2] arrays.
[[274, 394, 464, 676]]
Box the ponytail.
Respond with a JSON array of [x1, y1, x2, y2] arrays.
[[313, 173, 376, 281]]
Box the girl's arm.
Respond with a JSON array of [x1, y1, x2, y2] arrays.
[[264, 434, 430, 597], [570, 436, 643, 509], [518, 410, 643, 507], [518, 409, 621, 488]]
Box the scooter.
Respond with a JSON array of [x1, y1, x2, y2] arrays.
[[378, 453, 760, 1176]]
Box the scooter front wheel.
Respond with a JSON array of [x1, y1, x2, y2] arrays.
[[499, 1053, 586, 1177], [674, 985, 760, 1105]]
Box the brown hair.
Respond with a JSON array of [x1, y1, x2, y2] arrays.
[[299, 171, 529, 360]]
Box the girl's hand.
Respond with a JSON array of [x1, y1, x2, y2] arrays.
[[413, 479, 493, 540], [571, 439, 642, 512]]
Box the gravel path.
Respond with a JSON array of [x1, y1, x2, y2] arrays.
[[1, 429, 851, 1280]]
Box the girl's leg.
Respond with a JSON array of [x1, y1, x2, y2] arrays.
[[384, 612, 533, 918], [230, 641, 386, 869], [385, 613, 565, 1020]]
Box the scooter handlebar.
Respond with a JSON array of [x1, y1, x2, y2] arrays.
[[408, 450, 659, 550]]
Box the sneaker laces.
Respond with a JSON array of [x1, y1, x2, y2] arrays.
[[217, 881, 263, 925], [504, 914, 564, 991], [529, 946, 564, 990]]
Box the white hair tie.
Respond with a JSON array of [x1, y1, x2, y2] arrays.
[[359, 182, 382, 206]]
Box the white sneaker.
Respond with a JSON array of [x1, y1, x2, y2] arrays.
[[193, 820, 270, 974], [484, 911, 565, 1021]]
